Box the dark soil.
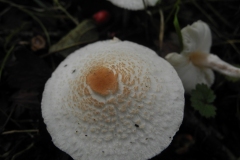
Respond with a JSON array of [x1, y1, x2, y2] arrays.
[[0, 0, 240, 160]]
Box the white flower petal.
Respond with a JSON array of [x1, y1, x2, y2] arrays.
[[181, 20, 212, 56], [165, 52, 189, 67], [178, 64, 214, 93], [204, 53, 240, 77], [165, 53, 214, 93]]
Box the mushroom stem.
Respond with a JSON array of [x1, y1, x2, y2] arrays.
[[190, 52, 240, 77]]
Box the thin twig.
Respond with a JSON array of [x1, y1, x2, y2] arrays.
[[2, 129, 39, 135], [205, 1, 233, 29], [227, 40, 240, 44], [1, 106, 15, 130], [20, 8, 51, 46], [165, 0, 181, 24], [54, 0, 79, 25], [0, 6, 11, 16], [0, 150, 11, 158], [191, 0, 218, 28], [0, 45, 15, 80], [228, 41, 240, 56], [11, 143, 34, 160], [0, 0, 51, 46], [159, 9, 164, 50]]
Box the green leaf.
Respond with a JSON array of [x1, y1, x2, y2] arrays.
[[173, 0, 183, 51], [190, 84, 216, 118], [49, 19, 99, 57], [199, 104, 216, 118], [156, 0, 162, 5], [225, 76, 240, 82]]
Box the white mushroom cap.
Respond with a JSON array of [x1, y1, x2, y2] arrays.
[[41, 38, 184, 160], [107, 0, 158, 10]]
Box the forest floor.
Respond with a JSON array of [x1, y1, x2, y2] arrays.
[[0, 0, 240, 160]]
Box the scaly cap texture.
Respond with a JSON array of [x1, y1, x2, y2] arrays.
[[42, 39, 184, 160]]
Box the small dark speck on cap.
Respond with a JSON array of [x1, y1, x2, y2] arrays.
[[135, 124, 139, 128], [64, 65, 67, 67], [72, 69, 76, 73]]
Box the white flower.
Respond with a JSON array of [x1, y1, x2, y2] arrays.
[[165, 20, 240, 93]]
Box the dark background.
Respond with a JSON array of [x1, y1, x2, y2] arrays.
[[0, 0, 240, 160]]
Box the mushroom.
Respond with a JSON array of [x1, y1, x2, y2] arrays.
[[41, 38, 184, 160], [107, 0, 158, 10], [165, 20, 240, 93]]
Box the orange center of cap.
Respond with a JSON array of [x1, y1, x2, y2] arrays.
[[86, 66, 118, 96]]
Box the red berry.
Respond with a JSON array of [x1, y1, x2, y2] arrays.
[[93, 10, 110, 25]]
